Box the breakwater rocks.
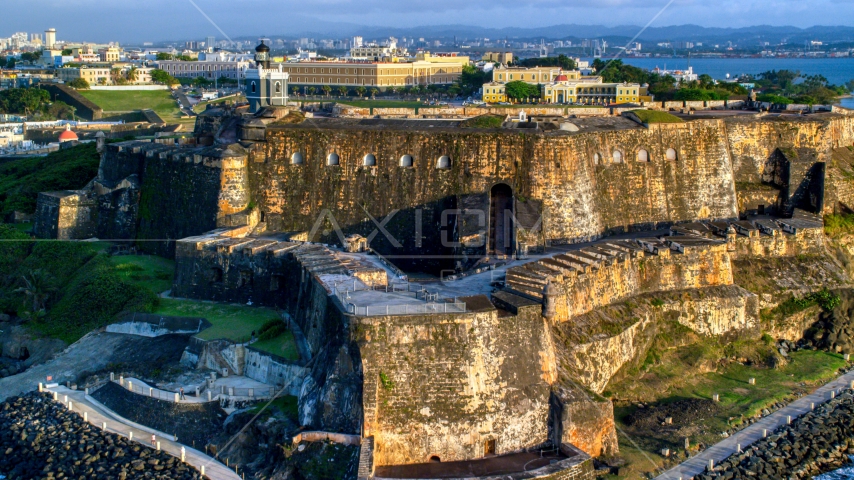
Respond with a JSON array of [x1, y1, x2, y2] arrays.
[[0, 392, 203, 480], [697, 393, 854, 479]]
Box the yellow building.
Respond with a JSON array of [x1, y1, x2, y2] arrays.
[[57, 66, 113, 85], [491, 64, 579, 84], [482, 52, 514, 64], [415, 52, 470, 66], [280, 60, 463, 88], [99, 47, 121, 62], [542, 76, 651, 105], [482, 82, 506, 103]]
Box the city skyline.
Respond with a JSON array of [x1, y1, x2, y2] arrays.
[[2, 0, 854, 43]]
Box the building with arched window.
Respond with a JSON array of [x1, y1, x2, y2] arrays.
[[245, 41, 290, 112]]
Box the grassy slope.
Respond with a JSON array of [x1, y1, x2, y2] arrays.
[[0, 143, 100, 215], [153, 298, 282, 343], [108, 255, 175, 295], [251, 331, 300, 362], [79, 90, 183, 122]]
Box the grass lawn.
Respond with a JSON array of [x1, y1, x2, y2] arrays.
[[629, 109, 684, 124], [609, 346, 847, 478], [11, 222, 32, 233], [154, 298, 280, 342], [108, 254, 175, 295], [337, 100, 427, 109], [79, 90, 184, 122], [247, 395, 299, 423], [251, 331, 300, 362]]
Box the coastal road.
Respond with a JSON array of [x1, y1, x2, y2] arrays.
[[655, 369, 854, 479], [45, 385, 239, 480]]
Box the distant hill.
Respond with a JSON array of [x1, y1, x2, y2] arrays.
[[240, 23, 854, 45]]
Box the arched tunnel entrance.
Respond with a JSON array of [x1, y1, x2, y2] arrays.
[[489, 183, 514, 257]]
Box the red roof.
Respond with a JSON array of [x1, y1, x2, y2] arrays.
[[554, 75, 568, 82], [58, 125, 78, 142]]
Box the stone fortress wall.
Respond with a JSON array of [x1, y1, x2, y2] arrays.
[[28, 106, 854, 479]]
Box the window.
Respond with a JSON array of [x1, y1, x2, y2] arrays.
[[291, 152, 304, 165], [400, 155, 414, 167], [436, 155, 451, 170], [612, 151, 623, 163], [363, 154, 376, 166], [637, 149, 649, 162], [275, 82, 281, 93], [593, 153, 601, 165], [666, 148, 678, 161], [251, 81, 256, 93], [327, 153, 340, 166]]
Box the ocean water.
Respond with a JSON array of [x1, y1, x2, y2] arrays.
[[581, 57, 854, 86], [815, 457, 854, 479]]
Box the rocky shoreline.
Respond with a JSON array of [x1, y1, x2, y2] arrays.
[[697, 392, 854, 479], [0, 392, 203, 479]]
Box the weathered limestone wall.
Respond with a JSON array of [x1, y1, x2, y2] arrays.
[[256, 119, 739, 260], [553, 243, 733, 321], [560, 285, 758, 394], [353, 301, 555, 466], [32, 191, 97, 240], [243, 348, 308, 396]]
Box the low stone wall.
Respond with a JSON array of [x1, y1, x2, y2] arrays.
[[293, 431, 361, 446], [106, 314, 210, 337]]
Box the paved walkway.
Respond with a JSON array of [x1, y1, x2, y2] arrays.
[[44, 385, 239, 480], [655, 369, 854, 480]]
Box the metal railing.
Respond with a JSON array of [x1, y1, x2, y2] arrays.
[[346, 301, 467, 317]]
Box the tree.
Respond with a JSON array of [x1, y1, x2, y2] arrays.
[[20, 52, 41, 63], [156, 52, 174, 61], [150, 69, 179, 86], [846, 79, 854, 93], [307, 86, 317, 96], [504, 81, 540, 101], [370, 88, 379, 98], [15, 269, 56, 315], [48, 101, 75, 120], [457, 64, 491, 96], [322, 85, 332, 97], [126, 67, 138, 84], [355, 86, 367, 98], [67, 77, 90, 89], [517, 54, 576, 71], [337, 86, 348, 97], [291, 86, 299, 97], [61, 49, 73, 56]]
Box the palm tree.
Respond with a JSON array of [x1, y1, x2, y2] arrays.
[[337, 86, 348, 97], [322, 85, 332, 97], [370, 88, 379, 99], [291, 86, 299, 97], [110, 68, 122, 85], [307, 86, 317, 97], [15, 269, 56, 314], [355, 86, 367, 98], [127, 67, 138, 84]]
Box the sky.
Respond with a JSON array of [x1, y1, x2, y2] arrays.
[[1, 0, 853, 43]]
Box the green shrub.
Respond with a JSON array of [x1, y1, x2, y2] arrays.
[[824, 213, 854, 238], [0, 143, 99, 215], [379, 371, 394, 390], [462, 115, 504, 128], [258, 320, 287, 341], [32, 254, 159, 343]]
